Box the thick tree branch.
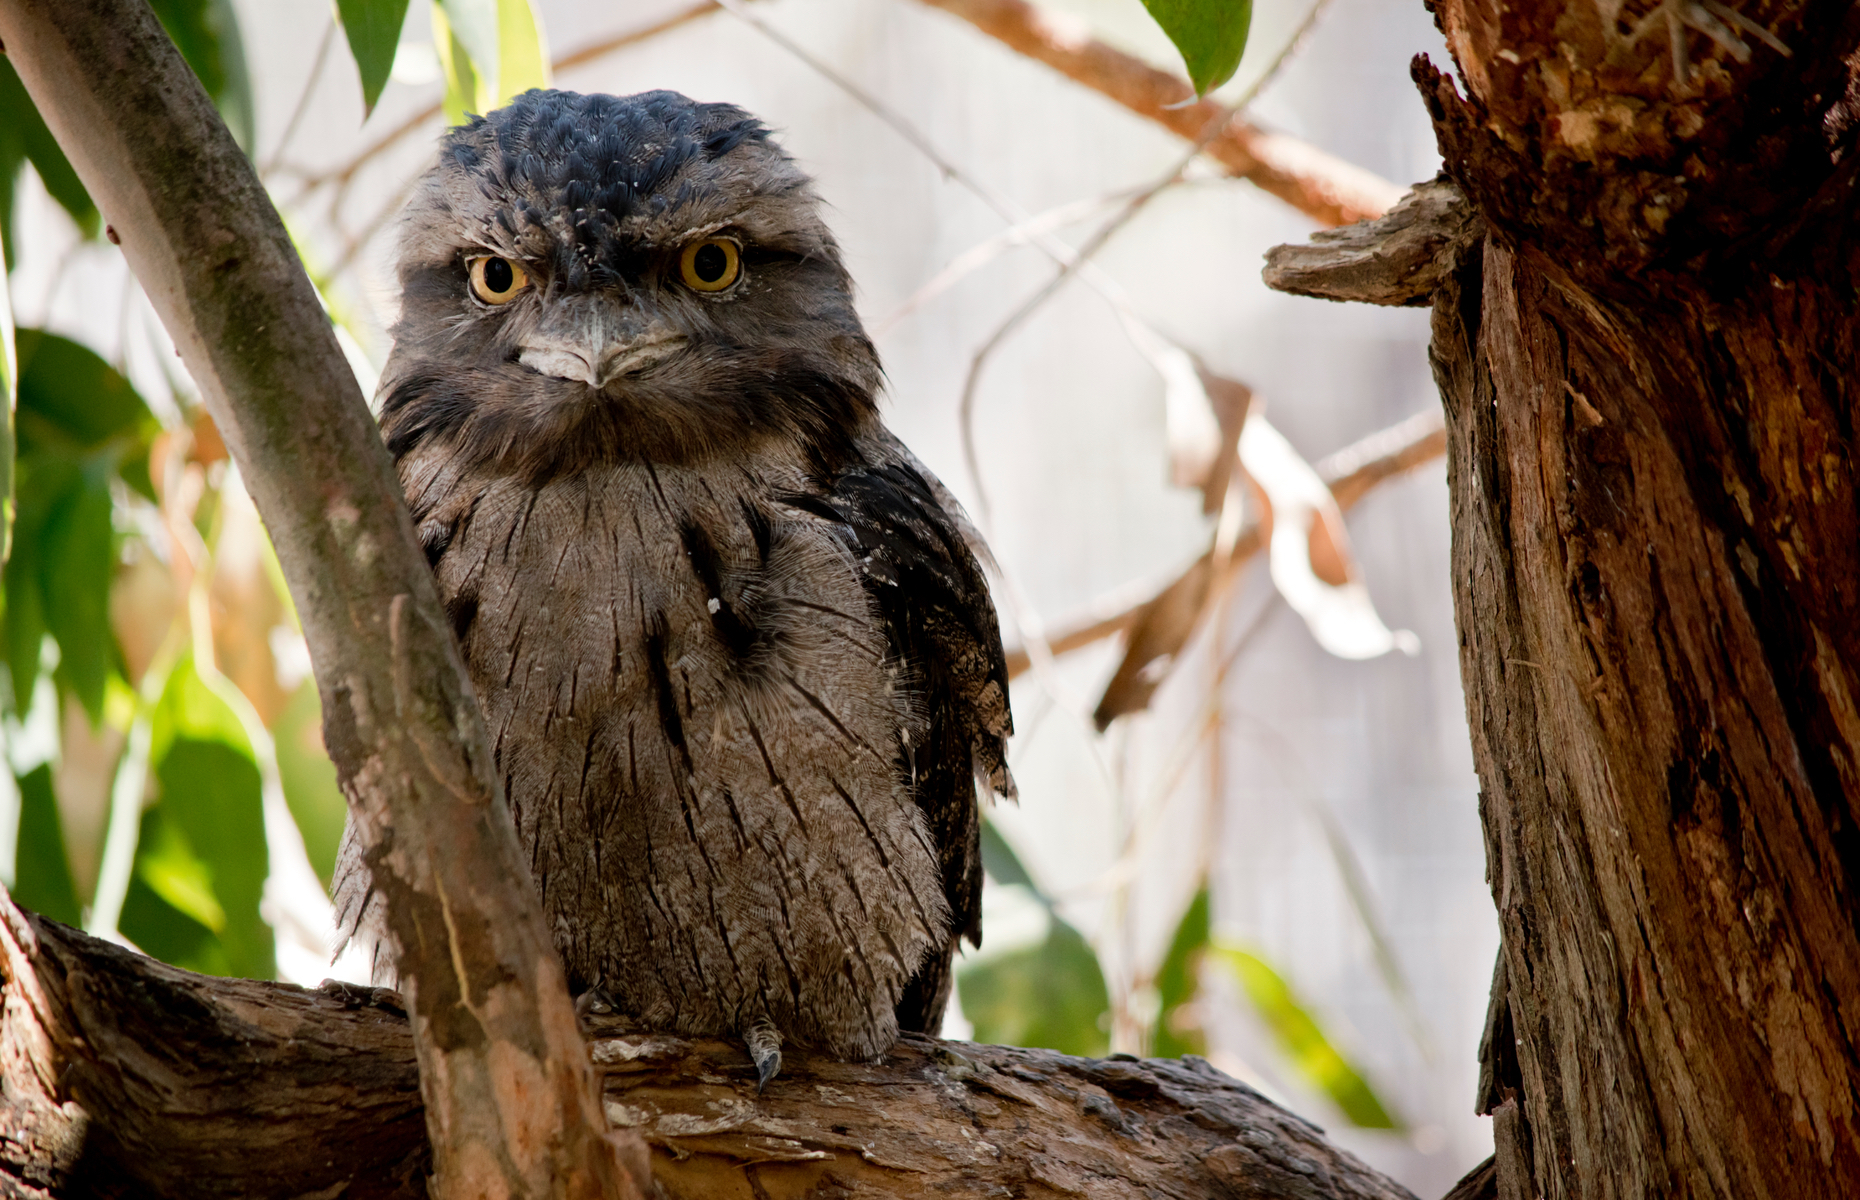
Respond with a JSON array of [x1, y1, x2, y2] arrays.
[[916, 0, 1405, 226], [0, 1, 635, 1195], [0, 903, 1417, 1200]]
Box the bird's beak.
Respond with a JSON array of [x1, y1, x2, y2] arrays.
[[517, 296, 684, 388]]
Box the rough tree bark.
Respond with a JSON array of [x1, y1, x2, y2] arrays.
[[1272, 1, 1860, 1196], [0, 902, 1417, 1200], [0, 0, 637, 1195]]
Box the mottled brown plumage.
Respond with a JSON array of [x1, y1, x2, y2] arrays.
[[332, 89, 1012, 1078]]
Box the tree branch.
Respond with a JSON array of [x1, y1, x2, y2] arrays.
[[0, 902, 1418, 1200], [0, 1, 635, 1194], [914, 0, 1405, 226], [1262, 178, 1479, 306]]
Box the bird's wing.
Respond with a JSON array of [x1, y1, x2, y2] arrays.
[[785, 439, 1014, 1031]]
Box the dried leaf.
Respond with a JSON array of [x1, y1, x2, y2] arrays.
[[1238, 414, 1417, 660]]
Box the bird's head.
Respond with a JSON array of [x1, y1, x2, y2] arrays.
[[380, 88, 882, 477]]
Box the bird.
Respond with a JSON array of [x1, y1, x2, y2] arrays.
[[331, 88, 1014, 1087]]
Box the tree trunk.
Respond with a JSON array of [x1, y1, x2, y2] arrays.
[[0, 899, 1416, 1200], [1278, 2, 1860, 1195]]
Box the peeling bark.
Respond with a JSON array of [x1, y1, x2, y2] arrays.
[[1271, 2, 1860, 1195], [0, 903, 1417, 1200]]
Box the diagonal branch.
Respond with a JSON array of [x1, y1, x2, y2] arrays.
[[914, 0, 1404, 226], [0, 0, 638, 1195]]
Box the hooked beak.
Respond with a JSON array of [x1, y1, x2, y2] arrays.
[[516, 297, 685, 388]]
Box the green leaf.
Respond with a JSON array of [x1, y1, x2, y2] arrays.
[[1151, 886, 1210, 1058], [13, 765, 82, 927], [1139, 0, 1252, 97], [432, 1, 482, 127], [1211, 944, 1401, 1129], [134, 806, 227, 932], [336, 0, 413, 115], [120, 658, 272, 978], [3, 332, 157, 719], [494, 0, 549, 103], [0, 58, 100, 260], [979, 819, 1037, 890], [959, 906, 1111, 1057], [273, 679, 347, 888], [0, 218, 14, 564], [40, 479, 114, 721], [14, 331, 157, 470]]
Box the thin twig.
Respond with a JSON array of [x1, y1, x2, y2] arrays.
[[260, 18, 336, 180], [1001, 406, 1446, 678], [954, 0, 1339, 521]]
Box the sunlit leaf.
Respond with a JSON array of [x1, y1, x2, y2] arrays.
[[1151, 886, 1210, 1058], [336, 0, 414, 115], [273, 679, 347, 888], [432, 1, 482, 127], [119, 658, 273, 979], [494, 0, 550, 102], [3, 332, 157, 719], [134, 806, 227, 932], [1211, 944, 1401, 1129], [959, 912, 1111, 1058], [40, 479, 114, 721], [1139, 0, 1252, 97], [12, 765, 82, 927]]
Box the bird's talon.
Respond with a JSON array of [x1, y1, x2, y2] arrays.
[[745, 1020, 784, 1092]]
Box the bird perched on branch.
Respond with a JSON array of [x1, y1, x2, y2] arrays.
[[333, 88, 1013, 1085]]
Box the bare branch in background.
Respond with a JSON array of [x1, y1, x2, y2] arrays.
[[0, 0, 641, 1193], [915, 0, 1404, 227], [1004, 405, 1447, 681]]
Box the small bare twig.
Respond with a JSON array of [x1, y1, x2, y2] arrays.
[[915, 0, 1402, 227], [1002, 406, 1445, 678], [260, 18, 336, 180]]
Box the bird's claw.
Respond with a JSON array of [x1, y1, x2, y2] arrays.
[[744, 1020, 783, 1093]]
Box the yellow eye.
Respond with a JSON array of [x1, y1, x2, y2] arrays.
[[468, 255, 530, 305], [679, 238, 742, 292]]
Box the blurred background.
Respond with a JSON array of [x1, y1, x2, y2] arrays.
[[0, 0, 1493, 1190]]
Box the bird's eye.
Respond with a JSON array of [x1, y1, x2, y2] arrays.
[[679, 238, 742, 293], [468, 255, 530, 305]]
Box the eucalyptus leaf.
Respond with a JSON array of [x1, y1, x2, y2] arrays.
[[439, 0, 499, 97], [1211, 944, 1400, 1128], [336, 0, 414, 115], [0, 59, 100, 260], [959, 910, 1111, 1057], [131, 658, 273, 979], [13, 765, 82, 927], [1140, 0, 1252, 97], [273, 679, 347, 888], [494, 0, 549, 103], [0, 218, 14, 564], [432, 1, 482, 127], [1151, 886, 1210, 1058], [3, 331, 157, 719]]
